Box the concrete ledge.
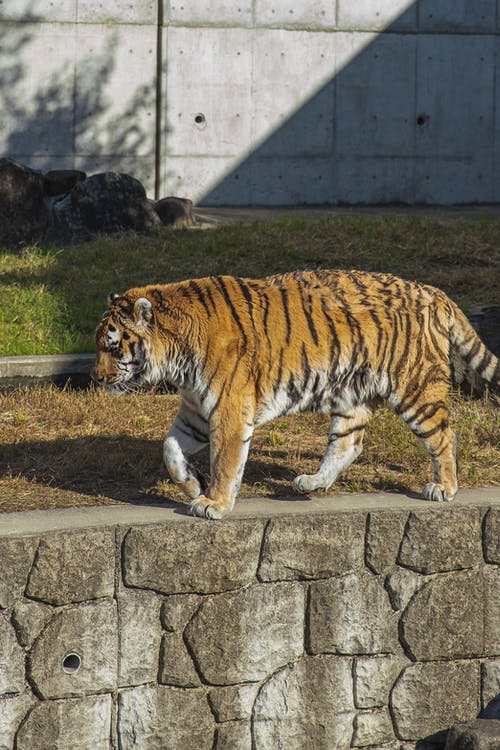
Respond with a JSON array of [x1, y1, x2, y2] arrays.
[[0, 487, 498, 536], [0, 353, 94, 388]]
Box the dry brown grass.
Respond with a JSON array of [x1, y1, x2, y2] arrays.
[[0, 386, 498, 514]]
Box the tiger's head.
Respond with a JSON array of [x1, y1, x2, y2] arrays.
[[91, 292, 156, 393]]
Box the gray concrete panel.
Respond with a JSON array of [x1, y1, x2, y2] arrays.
[[75, 24, 157, 158], [252, 29, 335, 157], [165, 27, 252, 157], [250, 157, 334, 205], [418, 1, 496, 33], [77, 0, 156, 24], [254, 0, 336, 29], [414, 158, 494, 204], [164, 155, 254, 205], [416, 35, 495, 158], [337, 0, 416, 32], [335, 33, 416, 156], [0, 1, 76, 22], [333, 157, 414, 204], [166, 0, 252, 27]]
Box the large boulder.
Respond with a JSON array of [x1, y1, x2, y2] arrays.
[[43, 169, 86, 197], [154, 196, 196, 228], [52, 171, 162, 239], [0, 158, 52, 247]]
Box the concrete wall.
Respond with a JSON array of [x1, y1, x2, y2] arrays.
[[1, 2, 500, 205], [0, 496, 499, 749]]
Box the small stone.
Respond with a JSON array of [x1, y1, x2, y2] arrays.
[[484, 508, 500, 564], [258, 513, 365, 581], [253, 656, 354, 749], [0, 537, 38, 609], [214, 721, 251, 750], [29, 600, 118, 699], [0, 694, 33, 750], [352, 708, 394, 747], [185, 583, 304, 684], [160, 594, 201, 631], [365, 511, 407, 574], [158, 632, 199, 687], [398, 508, 482, 573], [12, 600, 53, 647], [16, 694, 112, 750], [123, 519, 264, 595], [118, 590, 162, 686], [391, 661, 480, 740], [354, 654, 407, 709], [118, 685, 214, 750], [385, 567, 423, 611], [25, 529, 115, 605], [208, 684, 259, 722], [445, 719, 500, 750], [154, 196, 196, 228], [0, 614, 25, 695], [308, 572, 398, 655]]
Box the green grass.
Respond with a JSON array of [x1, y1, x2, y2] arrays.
[[1, 214, 499, 356]]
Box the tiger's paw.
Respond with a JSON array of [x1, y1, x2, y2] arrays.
[[293, 474, 325, 494], [422, 483, 457, 503], [189, 495, 224, 520]]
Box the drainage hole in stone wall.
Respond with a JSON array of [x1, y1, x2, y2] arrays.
[[194, 113, 207, 129], [62, 652, 82, 674]]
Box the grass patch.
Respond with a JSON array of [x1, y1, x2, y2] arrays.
[[0, 213, 498, 513], [0, 386, 498, 514], [1, 214, 499, 355]]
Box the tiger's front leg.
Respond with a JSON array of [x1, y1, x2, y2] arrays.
[[189, 397, 255, 520], [163, 405, 209, 501]]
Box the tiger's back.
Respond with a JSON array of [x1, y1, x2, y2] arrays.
[[92, 269, 500, 519]]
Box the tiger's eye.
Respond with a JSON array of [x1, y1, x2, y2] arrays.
[[123, 332, 130, 340]]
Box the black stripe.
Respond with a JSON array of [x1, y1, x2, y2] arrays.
[[215, 276, 248, 352], [188, 280, 211, 316], [329, 424, 366, 440], [279, 287, 292, 344], [301, 293, 319, 346], [236, 278, 255, 326]]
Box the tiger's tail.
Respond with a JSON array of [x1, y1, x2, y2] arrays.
[[449, 302, 500, 395]]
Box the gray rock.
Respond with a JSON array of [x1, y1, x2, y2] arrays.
[[401, 569, 498, 660], [185, 583, 304, 684], [12, 600, 53, 647], [214, 721, 251, 750], [481, 660, 500, 713], [160, 593, 202, 631], [208, 684, 259, 722], [43, 169, 86, 197], [445, 719, 500, 750], [308, 572, 398, 655], [29, 600, 118, 699], [258, 513, 365, 581], [118, 685, 214, 750], [253, 656, 355, 749], [0, 158, 51, 247], [25, 529, 115, 605], [16, 694, 112, 750], [122, 519, 264, 595], [0, 694, 33, 750], [158, 632, 200, 687], [118, 590, 162, 687], [53, 171, 161, 239], [354, 654, 407, 709], [365, 510, 408, 575], [398, 508, 482, 573], [0, 614, 25, 695], [352, 708, 395, 747], [0, 537, 38, 609], [385, 566, 423, 611], [483, 508, 500, 564], [154, 196, 196, 228], [391, 661, 480, 740]]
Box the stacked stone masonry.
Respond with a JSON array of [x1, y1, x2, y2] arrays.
[[0, 504, 499, 749]]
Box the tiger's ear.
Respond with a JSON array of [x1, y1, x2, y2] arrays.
[[133, 297, 154, 327], [107, 292, 121, 307]]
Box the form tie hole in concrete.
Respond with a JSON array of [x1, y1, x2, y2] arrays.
[[62, 652, 82, 674], [194, 113, 207, 129]]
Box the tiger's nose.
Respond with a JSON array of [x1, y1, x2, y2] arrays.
[[90, 365, 105, 385]]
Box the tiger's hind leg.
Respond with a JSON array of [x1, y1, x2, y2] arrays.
[[163, 405, 209, 501], [396, 390, 458, 502], [293, 404, 373, 494]]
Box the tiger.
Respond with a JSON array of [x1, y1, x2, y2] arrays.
[[91, 269, 500, 519]]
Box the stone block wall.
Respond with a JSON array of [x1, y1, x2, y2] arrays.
[[0, 503, 499, 749]]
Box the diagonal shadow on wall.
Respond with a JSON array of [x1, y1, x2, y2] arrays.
[[197, 2, 497, 207]]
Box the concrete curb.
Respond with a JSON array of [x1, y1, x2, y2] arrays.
[[0, 353, 94, 389]]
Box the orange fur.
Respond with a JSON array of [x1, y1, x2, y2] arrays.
[[92, 270, 499, 518]]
